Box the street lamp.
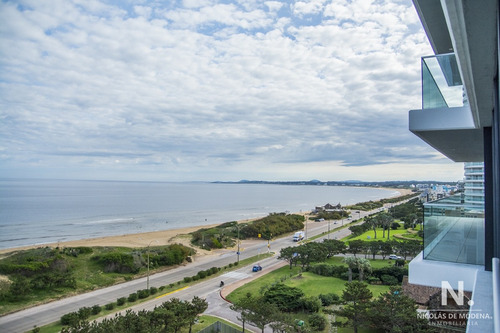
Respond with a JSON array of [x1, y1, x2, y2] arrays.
[[146, 240, 158, 289], [237, 224, 240, 263]]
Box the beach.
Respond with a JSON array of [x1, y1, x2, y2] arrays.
[[0, 218, 258, 256], [0, 187, 413, 256]]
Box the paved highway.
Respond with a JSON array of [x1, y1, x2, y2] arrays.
[[0, 205, 397, 332]]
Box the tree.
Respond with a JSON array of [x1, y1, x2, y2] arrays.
[[239, 296, 279, 333], [348, 240, 365, 257], [322, 239, 347, 257], [367, 241, 380, 259], [231, 296, 252, 333], [355, 258, 372, 282], [263, 283, 304, 312], [367, 287, 432, 332], [187, 296, 208, 333], [395, 241, 422, 260], [336, 281, 373, 333], [343, 257, 358, 282], [365, 216, 378, 239], [296, 242, 327, 269], [379, 240, 393, 260], [278, 246, 299, 269], [159, 298, 190, 332], [377, 212, 393, 239]]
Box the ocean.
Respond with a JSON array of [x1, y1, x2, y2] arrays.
[[0, 179, 400, 250]]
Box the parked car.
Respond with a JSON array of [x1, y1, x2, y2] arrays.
[[252, 264, 262, 272], [389, 254, 402, 260]]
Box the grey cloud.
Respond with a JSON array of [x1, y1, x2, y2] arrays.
[[0, 0, 456, 181]]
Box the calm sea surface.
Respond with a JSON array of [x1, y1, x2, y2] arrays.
[[0, 179, 400, 250]]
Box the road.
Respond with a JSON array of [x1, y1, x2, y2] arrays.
[[0, 204, 398, 333]]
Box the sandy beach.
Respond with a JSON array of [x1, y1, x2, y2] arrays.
[[0, 188, 413, 256], [0, 219, 258, 256]]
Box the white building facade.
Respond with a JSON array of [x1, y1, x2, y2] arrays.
[[407, 1, 499, 332]]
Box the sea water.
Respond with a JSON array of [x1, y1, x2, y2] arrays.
[[0, 179, 399, 250]]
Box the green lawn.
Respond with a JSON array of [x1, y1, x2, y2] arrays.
[[343, 224, 422, 242], [226, 262, 391, 304], [324, 256, 403, 268]]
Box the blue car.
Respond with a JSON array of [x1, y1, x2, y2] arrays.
[[252, 264, 262, 272]]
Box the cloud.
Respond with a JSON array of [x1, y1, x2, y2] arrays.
[[0, 0, 460, 181]]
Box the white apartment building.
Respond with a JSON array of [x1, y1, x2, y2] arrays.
[[407, 1, 499, 332]]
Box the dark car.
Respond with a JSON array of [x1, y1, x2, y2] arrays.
[[252, 264, 262, 272]]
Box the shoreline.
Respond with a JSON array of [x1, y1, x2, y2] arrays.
[[0, 188, 413, 255]]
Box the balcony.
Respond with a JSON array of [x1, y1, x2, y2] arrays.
[[422, 53, 466, 109], [423, 195, 484, 265], [409, 54, 483, 162]]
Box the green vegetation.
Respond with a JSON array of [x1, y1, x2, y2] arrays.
[[345, 225, 414, 242], [227, 259, 428, 332], [345, 193, 418, 211], [310, 209, 350, 221], [227, 262, 392, 303], [32, 253, 273, 333], [58, 296, 208, 333], [190, 213, 305, 250], [190, 221, 238, 249], [0, 244, 193, 315], [240, 213, 305, 239]]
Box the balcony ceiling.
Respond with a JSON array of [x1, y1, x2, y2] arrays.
[[409, 106, 484, 162], [412, 0, 454, 54]]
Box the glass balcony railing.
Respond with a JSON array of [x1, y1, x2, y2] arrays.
[[423, 194, 484, 265], [422, 53, 468, 109]]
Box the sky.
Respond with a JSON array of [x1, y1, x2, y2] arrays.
[[0, 0, 465, 182]]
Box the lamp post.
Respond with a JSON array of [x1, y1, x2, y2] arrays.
[[146, 240, 158, 289], [237, 224, 240, 263], [328, 220, 330, 239]]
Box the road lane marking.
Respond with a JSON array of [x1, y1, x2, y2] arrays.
[[155, 286, 189, 299], [221, 272, 251, 279]]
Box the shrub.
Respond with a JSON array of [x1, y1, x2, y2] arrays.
[[105, 303, 115, 310], [184, 276, 193, 283], [91, 304, 102, 315], [138, 289, 150, 299], [92, 252, 138, 274], [318, 293, 340, 306], [149, 286, 158, 295], [308, 313, 327, 331], [127, 293, 138, 302], [264, 284, 304, 312], [300, 296, 321, 313], [117, 297, 127, 306], [60, 312, 80, 326], [395, 259, 405, 267], [197, 270, 207, 279], [78, 307, 92, 320], [366, 276, 380, 284], [372, 266, 408, 283], [381, 274, 399, 285]]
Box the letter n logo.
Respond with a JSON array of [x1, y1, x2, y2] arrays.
[[441, 281, 464, 306]]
